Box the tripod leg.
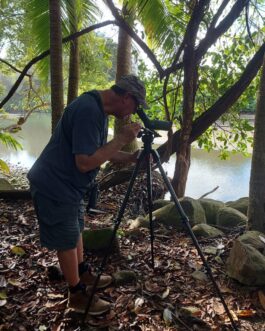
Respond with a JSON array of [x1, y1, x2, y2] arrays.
[[151, 149, 238, 331], [146, 154, 155, 268], [83, 150, 146, 322]]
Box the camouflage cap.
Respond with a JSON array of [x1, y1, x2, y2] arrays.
[[116, 74, 149, 109]]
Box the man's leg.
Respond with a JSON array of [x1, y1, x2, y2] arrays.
[[57, 247, 79, 286], [76, 235, 84, 265]]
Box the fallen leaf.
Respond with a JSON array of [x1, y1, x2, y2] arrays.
[[8, 278, 23, 287], [134, 297, 144, 314], [0, 276, 7, 287], [161, 287, 170, 299], [0, 299, 7, 307], [47, 293, 64, 299], [163, 308, 173, 326], [236, 309, 256, 318], [11, 246, 26, 256], [0, 291, 7, 299]]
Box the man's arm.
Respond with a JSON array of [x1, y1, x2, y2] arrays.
[[75, 123, 141, 173], [109, 150, 139, 164]]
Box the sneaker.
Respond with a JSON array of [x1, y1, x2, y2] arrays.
[[67, 290, 110, 315], [80, 271, 112, 289]]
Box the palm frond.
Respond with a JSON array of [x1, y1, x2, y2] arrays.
[[0, 131, 23, 150], [125, 0, 180, 60]]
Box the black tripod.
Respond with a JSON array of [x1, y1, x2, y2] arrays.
[[83, 128, 238, 330]]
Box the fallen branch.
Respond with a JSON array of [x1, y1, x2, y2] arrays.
[[199, 186, 219, 199]]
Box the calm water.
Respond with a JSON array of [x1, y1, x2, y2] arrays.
[[0, 113, 251, 202]]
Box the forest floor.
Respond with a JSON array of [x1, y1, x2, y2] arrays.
[[1, 172, 265, 331]]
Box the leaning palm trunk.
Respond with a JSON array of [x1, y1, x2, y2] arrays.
[[49, 0, 64, 133], [248, 54, 265, 232], [67, 0, 79, 105], [114, 3, 138, 153]]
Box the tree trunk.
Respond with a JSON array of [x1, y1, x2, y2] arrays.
[[171, 0, 204, 197], [67, 0, 79, 105], [49, 0, 64, 133], [114, 3, 138, 153], [248, 54, 265, 232]]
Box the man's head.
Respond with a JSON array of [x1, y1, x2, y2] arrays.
[[115, 75, 149, 110]]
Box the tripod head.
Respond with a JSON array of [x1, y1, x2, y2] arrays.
[[136, 107, 172, 132]]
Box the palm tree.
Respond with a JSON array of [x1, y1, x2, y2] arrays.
[[27, 0, 99, 128], [114, 1, 138, 153], [248, 54, 265, 232], [66, 0, 79, 104], [49, 0, 64, 132]]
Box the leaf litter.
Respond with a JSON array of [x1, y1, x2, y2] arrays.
[[1, 180, 265, 330]]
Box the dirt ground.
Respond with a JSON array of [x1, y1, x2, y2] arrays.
[[1, 180, 265, 330]]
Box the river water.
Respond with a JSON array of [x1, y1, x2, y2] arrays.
[[0, 113, 251, 202]]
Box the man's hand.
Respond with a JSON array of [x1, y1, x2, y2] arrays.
[[115, 122, 142, 146]]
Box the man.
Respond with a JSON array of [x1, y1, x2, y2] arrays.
[[27, 75, 148, 315]]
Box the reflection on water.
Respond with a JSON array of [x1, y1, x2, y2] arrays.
[[0, 113, 252, 202]]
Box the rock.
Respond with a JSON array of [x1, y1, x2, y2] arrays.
[[238, 231, 265, 253], [128, 216, 150, 229], [199, 198, 224, 225], [152, 199, 171, 211], [191, 270, 208, 282], [226, 197, 249, 216], [0, 178, 14, 190], [82, 227, 119, 254], [112, 270, 137, 286], [192, 224, 224, 238], [216, 207, 247, 228], [150, 197, 206, 230], [226, 235, 265, 286]]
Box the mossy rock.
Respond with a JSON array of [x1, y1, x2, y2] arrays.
[[238, 231, 265, 254], [150, 197, 206, 230], [0, 178, 14, 190], [83, 227, 119, 254], [227, 234, 265, 286], [128, 216, 150, 230], [216, 207, 247, 228], [192, 224, 224, 238], [225, 197, 249, 216], [199, 198, 224, 225], [152, 199, 171, 211]]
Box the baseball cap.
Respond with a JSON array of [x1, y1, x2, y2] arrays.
[[116, 74, 149, 109]]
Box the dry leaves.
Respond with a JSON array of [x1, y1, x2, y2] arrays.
[[1, 183, 265, 330]]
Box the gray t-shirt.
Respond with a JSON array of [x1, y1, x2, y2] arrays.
[[27, 90, 108, 204]]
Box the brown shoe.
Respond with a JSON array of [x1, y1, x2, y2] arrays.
[[80, 271, 112, 289], [67, 290, 110, 315]]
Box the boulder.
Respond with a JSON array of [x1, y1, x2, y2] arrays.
[[152, 199, 171, 211], [226, 231, 265, 285], [199, 198, 224, 225], [192, 224, 224, 238], [82, 227, 119, 254], [128, 216, 150, 230], [0, 178, 14, 190], [150, 197, 206, 229], [238, 231, 265, 253], [216, 207, 247, 228], [225, 197, 249, 216]]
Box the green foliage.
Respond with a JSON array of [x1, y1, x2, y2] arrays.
[[0, 131, 23, 150], [0, 159, 10, 174]]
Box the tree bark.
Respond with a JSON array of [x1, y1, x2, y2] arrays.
[[67, 0, 79, 105], [171, 0, 208, 197], [248, 54, 265, 232], [49, 0, 64, 133], [114, 3, 138, 153]]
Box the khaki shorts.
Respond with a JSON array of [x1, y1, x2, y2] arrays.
[[31, 188, 85, 251]]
